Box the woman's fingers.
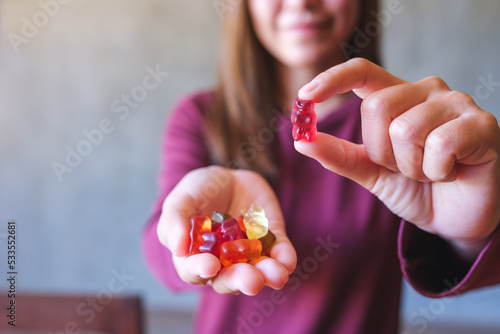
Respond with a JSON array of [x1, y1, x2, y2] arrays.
[[174, 252, 293, 295], [422, 106, 500, 181], [209, 264, 266, 296], [173, 255, 267, 296], [388, 96, 461, 182], [361, 83, 458, 181], [158, 190, 197, 257], [297, 60, 497, 184], [298, 58, 405, 102], [173, 253, 222, 285], [252, 257, 290, 289], [360, 81, 431, 172], [294, 132, 383, 192], [171, 237, 294, 295], [267, 234, 297, 275], [207, 258, 290, 295]]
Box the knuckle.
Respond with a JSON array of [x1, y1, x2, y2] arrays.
[[480, 110, 499, 126], [389, 117, 418, 144], [470, 108, 498, 128], [475, 112, 500, 151], [349, 57, 372, 69], [446, 90, 475, 106], [361, 93, 390, 118], [426, 130, 452, 156], [421, 75, 449, 90]]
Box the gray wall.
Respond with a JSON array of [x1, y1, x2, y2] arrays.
[[1, 0, 499, 331]]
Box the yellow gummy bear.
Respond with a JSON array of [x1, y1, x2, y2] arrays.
[[241, 203, 269, 239]]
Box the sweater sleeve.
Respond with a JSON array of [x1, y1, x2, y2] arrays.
[[398, 220, 500, 298], [141, 92, 212, 291]]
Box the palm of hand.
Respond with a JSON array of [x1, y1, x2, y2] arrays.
[[158, 166, 296, 295]]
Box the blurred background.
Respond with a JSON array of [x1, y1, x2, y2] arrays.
[[1, 0, 499, 333]]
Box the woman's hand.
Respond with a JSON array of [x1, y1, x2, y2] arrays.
[[157, 166, 297, 295], [295, 58, 500, 261]]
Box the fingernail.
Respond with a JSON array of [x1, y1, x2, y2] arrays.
[[199, 272, 214, 279], [299, 80, 319, 96]]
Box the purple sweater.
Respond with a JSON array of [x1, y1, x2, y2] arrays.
[[142, 91, 500, 334]]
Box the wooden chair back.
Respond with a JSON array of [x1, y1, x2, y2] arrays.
[[0, 292, 143, 333]]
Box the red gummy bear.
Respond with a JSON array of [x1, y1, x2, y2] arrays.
[[200, 218, 243, 258], [291, 98, 317, 142], [219, 218, 243, 242], [199, 232, 223, 258], [188, 216, 211, 255], [212, 218, 244, 242]]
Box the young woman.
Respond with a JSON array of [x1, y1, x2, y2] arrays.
[[143, 1, 500, 333]]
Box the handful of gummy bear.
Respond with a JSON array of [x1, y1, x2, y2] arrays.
[[188, 203, 276, 267]]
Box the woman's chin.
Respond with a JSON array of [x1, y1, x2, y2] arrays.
[[277, 48, 342, 71]]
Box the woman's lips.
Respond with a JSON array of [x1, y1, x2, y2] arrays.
[[281, 17, 333, 35], [291, 22, 327, 33]]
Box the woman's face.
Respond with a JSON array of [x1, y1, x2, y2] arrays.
[[248, 0, 360, 69]]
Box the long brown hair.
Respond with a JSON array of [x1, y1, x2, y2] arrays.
[[205, 0, 380, 180]]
